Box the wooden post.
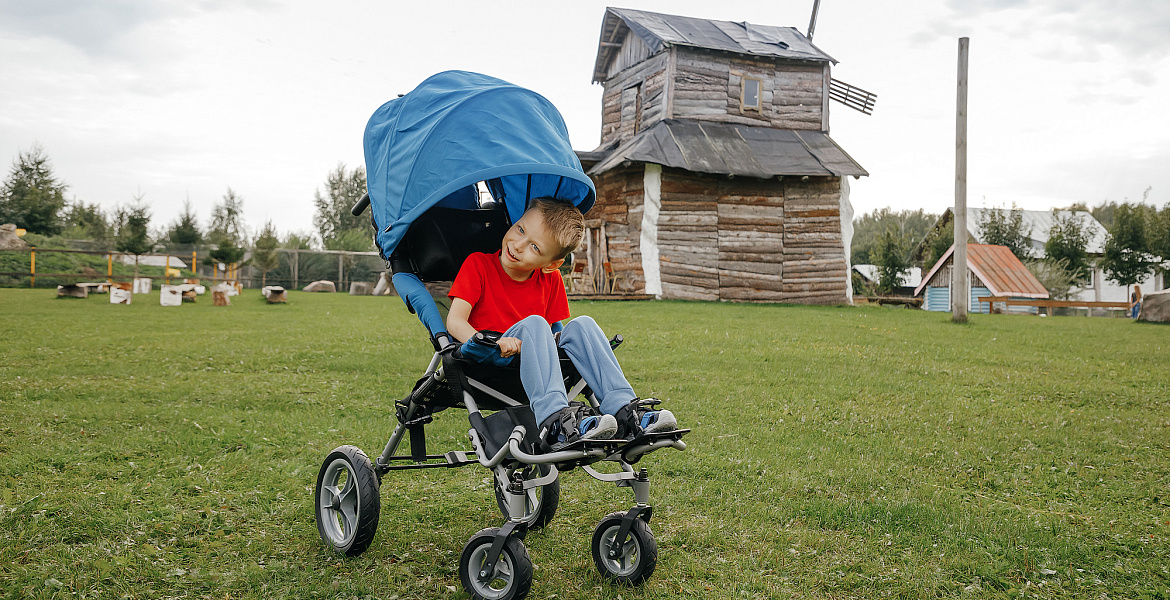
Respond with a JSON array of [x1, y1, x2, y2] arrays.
[[191, 250, 196, 278], [952, 37, 969, 323], [165, 255, 170, 285], [30, 249, 35, 288], [338, 253, 344, 291], [807, 0, 822, 41], [292, 250, 299, 290], [108, 253, 113, 283]]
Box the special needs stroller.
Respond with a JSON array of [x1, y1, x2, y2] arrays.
[[313, 71, 689, 600]]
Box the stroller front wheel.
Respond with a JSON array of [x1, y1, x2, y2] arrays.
[[591, 512, 657, 585], [459, 527, 533, 600], [314, 445, 381, 556]]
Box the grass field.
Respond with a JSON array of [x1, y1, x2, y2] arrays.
[[1, 288, 1167, 599]]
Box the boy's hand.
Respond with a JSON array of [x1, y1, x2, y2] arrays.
[[497, 337, 522, 357]]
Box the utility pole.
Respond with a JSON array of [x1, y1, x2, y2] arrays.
[[952, 37, 969, 323]]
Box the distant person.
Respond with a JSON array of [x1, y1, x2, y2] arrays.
[[1131, 284, 1142, 319], [446, 197, 678, 450]]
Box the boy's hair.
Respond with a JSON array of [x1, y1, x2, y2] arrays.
[[528, 197, 584, 261]]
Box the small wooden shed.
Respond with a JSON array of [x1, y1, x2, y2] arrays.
[[577, 7, 870, 303], [914, 244, 1049, 313]]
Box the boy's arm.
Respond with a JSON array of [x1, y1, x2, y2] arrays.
[[446, 298, 478, 343], [447, 297, 522, 356]]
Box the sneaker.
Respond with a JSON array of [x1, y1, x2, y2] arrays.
[[540, 404, 617, 450], [615, 398, 678, 439]]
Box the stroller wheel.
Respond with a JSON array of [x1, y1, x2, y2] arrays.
[[459, 527, 533, 600], [591, 512, 657, 585], [493, 464, 559, 530], [314, 445, 380, 556]]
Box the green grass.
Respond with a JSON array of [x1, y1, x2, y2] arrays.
[[1, 288, 1167, 599]]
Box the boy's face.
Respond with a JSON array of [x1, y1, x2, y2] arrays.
[[499, 208, 564, 280]]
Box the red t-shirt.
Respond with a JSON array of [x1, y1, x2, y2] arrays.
[[448, 251, 570, 332]]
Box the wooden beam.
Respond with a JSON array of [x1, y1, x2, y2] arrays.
[[952, 37, 969, 323]]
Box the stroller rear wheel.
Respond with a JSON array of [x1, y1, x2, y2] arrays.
[[493, 464, 559, 530], [591, 512, 657, 585], [459, 527, 533, 600], [314, 445, 381, 556]]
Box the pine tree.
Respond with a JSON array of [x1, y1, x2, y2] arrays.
[[0, 145, 68, 235]]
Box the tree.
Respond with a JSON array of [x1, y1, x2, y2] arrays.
[[115, 199, 153, 284], [919, 221, 955, 272], [208, 188, 247, 246], [252, 220, 281, 287], [1100, 204, 1157, 291], [978, 204, 1032, 260], [1027, 258, 1078, 301], [1044, 210, 1091, 283], [872, 224, 911, 295], [851, 208, 937, 265], [282, 231, 315, 250], [313, 164, 369, 246], [62, 201, 111, 247], [166, 200, 202, 246], [1151, 203, 1170, 279], [0, 145, 68, 235]]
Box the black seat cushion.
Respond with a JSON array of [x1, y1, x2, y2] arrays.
[[390, 206, 509, 281]]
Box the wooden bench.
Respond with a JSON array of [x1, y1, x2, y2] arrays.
[[977, 296, 1129, 315]]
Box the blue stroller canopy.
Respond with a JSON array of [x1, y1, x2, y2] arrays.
[[363, 70, 596, 258]]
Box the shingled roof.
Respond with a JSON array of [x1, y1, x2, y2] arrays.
[[594, 7, 835, 82], [588, 119, 867, 178], [914, 244, 1049, 299]]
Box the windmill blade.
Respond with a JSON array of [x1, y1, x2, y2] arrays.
[[830, 78, 877, 115]]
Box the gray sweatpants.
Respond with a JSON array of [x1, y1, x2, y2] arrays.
[[503, 315, 637, 425]]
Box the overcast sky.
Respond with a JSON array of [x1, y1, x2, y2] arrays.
[[2, 0, 1167, 239]]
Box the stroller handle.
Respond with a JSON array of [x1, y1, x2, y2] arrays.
[[351, 193, 371, 216]]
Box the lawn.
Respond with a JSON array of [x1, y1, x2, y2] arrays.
[[1, 288, 1166, 599]]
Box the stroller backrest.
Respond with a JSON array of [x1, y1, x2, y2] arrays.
[[389, 206, 508, 282]]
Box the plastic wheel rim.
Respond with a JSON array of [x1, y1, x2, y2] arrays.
[[318, 458, 359, 546], [468, 543, 515, 598], [598, 525, 641, 577]]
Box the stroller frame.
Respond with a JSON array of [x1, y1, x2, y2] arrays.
[[312, 70, 688, 600]]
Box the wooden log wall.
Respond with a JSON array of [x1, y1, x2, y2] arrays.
[[716, 176, 786, 302], [657, 169, 720, 301], [781, 177, 848, 304], [600, 52, 668, 145], [673, 47, 825, 131], [589, 166, 647, 293]]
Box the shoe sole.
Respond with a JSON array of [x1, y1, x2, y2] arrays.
[[580, 414, 618, 440]]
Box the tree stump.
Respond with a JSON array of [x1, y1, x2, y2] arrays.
[[349, 281, 373, 295], [262, 286, 287, 303], [213, 291, 230, 306]]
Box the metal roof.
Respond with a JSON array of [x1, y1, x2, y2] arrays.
[[853, 264, 922, 288], [967, 207, 1108, 255], [594, 7, 835, 82], [588, 119, 867, 178], [914, 243, 1049, 299]]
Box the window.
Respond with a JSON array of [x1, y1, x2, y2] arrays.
[[741, 77, 762, 111]]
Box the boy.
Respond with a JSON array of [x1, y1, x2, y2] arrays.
[[446, 197, 677, 450]]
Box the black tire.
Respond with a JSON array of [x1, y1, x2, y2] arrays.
[[591, 512, 657, 585], [493, 464, 560, 530], [314, 445, 381, 557], [459, 527, 533, 600]]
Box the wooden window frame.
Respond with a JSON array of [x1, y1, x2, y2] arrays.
[[740, 76, 762, 111]]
